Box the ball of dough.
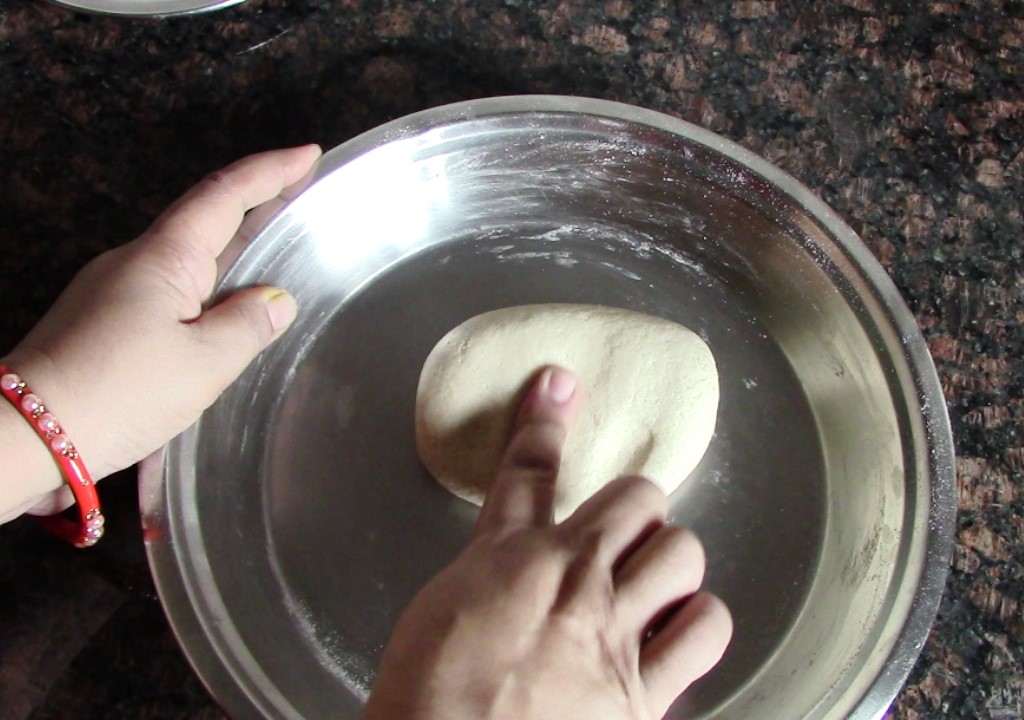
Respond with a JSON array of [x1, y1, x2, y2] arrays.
[[415, 304, 719, 521]]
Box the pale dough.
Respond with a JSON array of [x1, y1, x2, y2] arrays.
[[415, 304, 720, 521]]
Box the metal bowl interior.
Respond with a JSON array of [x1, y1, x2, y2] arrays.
[[141, 96, 955, 720]]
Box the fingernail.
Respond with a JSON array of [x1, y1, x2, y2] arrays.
[[543, 367, 576, 404], [263, 288, 298, 332]]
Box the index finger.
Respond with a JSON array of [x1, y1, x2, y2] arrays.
[[475, 366, 581, 537], [147, 144, 322, 261]]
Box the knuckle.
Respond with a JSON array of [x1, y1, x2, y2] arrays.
[[615, 475, 669, 514], [233, 302, 271, 347], [194, 169, 246, 210], [697, 592, 732, 627], [202, 168, 237, 194], [659, 533, 706, 590], [662, 526, 705, 567], [204, 300, 266, 355], [508, 444, 559, 475], [686, 593, 734, 656], [486, 534, 565, 590], [73, 246, 136, 296], [81, 245, 124, 275], [149, 242, 207, 307], [504, 421, 565, 472]]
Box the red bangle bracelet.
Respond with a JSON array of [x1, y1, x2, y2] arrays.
[[0, 365, 104, 547]]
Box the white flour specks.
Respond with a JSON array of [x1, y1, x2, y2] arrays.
[[494, 249, 578, 266], [599, 261, 641, 280], [474, 222, 716, 282], [613, 235, 708, 276], [287, 597, 374, 702]]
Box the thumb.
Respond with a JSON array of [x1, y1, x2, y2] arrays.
[[191, 286, 298, 390]]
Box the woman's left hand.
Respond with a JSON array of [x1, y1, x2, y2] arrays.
[[2, 144, 321, 519]]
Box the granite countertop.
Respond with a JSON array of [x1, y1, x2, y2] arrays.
[[0, 1, 1021, 718]]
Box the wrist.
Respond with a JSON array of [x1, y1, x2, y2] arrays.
[[5, 340, 127, 483], [0, 372, 64, 522]]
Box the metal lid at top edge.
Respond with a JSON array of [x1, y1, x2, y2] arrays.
[[45, 0, 245, 18]]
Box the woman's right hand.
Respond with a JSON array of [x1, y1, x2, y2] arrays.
[[365, 366, 732, 720]]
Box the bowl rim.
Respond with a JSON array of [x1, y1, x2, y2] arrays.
[[140, 94, 956, 720]]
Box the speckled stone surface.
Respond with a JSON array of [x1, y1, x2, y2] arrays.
[[0, 1, 1021, 718]]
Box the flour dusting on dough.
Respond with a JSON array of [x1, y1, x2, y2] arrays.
[[415, 304, 720, 520]]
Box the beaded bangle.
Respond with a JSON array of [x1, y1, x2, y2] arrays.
[[0, 365, 104, 547]]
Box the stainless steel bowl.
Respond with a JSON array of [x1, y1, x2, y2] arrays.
[[140, 96, 955, 719]]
